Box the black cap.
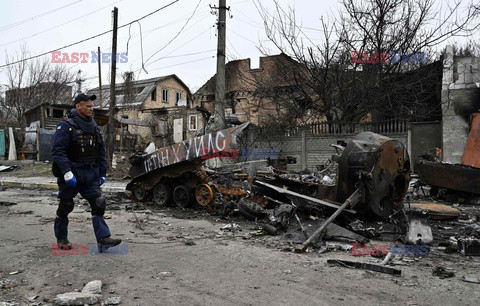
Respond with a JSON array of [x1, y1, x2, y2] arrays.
[[74, 93, 96, 104]]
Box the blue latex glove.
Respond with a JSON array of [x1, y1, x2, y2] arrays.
[[98, 177, 106, 186], [64, 171, 77, 187]]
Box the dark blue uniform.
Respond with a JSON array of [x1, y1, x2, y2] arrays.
[[51, 109, 111, 243]]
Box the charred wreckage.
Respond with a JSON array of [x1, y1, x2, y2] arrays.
[[125, 122, 478, 274]]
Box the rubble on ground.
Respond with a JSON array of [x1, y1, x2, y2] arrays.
[[52, 280, 120, 306], [115, 129, 480, 282]]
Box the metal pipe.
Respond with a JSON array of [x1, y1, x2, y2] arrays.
[[295, 188, 362, 253]]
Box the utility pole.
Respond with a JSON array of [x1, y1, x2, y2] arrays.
[[212, 0, 228, 130], [75, 70, 85, 94], [97, 46, 103, 108], [106, 7, 118, 167]]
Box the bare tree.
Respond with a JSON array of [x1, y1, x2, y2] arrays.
[[2, 46, 75, 127], [122, 71, 136, 106], [254, 0, 480, 124]]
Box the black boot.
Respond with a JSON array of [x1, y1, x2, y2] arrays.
[[98, 237, 122, 253], [57, 238, 72, 250], [54, 217, 72, 250]]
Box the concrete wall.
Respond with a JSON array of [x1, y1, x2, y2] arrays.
[[411, 121, 442, 170], [441, 46, 480, 164], [248, 127, 408, 172]]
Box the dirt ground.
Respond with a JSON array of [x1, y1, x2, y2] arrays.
[[1, 187, 479, 305]]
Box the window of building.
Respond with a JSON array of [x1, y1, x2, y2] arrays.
[[176, 92, 182, 103], [188, 115, 197, 131], [151, 88, 156, 101], [162, 89, 169, 102], [52, 109, 64, 118]]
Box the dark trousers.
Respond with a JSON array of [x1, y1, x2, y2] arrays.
[[54, 179, 110, 241]]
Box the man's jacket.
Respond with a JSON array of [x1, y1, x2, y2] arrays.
[[51, 109, 107, 183]]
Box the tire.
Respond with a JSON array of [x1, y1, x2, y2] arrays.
[[152, 183, 172, 207], [237, 198, 266, 220], [132, 183, 147, 201], [173, 185, 192, 209]]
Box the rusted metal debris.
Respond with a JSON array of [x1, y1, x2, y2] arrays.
[[126, 123, 250, 208], [336, 132, 410, 217], [417, 113, 480, 195], [417, 161, 480, 195], [296, 188, 363, 253], [126, 129, 416, 253], [327, 259, 402, 275], [457, 224, 480, 256], [282, 218, 369, 245], [253, 180, 357, 213], [432, 266, 455, 279], [409, 203, 460, 220], [462, 113, 480, 168]]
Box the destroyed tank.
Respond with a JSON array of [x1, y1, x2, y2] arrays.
[[126, 123, 249, 208], [335, 132, 411, 217]]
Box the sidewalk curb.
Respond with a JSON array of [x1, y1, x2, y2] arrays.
[[0, 180, 58, 190], [0, 180, 126, 194]]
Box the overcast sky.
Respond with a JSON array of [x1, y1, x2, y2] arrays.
[[0, 0, 338, 93], [0, 0, 474, 95]]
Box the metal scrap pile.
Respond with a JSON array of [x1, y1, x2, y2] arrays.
[[126, 122, 480, 272]]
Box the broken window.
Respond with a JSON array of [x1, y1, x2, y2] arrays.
[[176, 92, 182, 103], [162, 89, 169, 102], [189, 115, 197, 131], [52, 109, 64, 118], [151, 88, 157, 101]]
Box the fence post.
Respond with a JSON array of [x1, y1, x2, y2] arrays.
[[36, 122, 40, 161], [301, 126, 307, 169], [8, 127, 16, 161], [407, 122, 413, 172]]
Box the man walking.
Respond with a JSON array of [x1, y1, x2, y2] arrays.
[[51, 93, 121, 252]]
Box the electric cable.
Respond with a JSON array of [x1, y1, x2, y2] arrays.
[[0, 0, 179, 69], [0, 0, 84, 32]]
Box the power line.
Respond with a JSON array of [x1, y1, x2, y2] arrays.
[[0, 0, 124, 48], [140, 50, 216, 71], [155, 49, 216, 59], [229, 28, 257, 45], [0, 0, 180, 70], [69, 10, 210, 63], [123, 10, 210, 62], [227, 37, 242, 59], [129, 26, 212, 71], [148, 55, 214, 72], [142, 0, 202, 69], [0, 0, 84, 32]]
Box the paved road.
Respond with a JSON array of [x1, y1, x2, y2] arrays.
[[0, 187, 479, 305]]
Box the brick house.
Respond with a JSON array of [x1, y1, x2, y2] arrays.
[[193, 54, 318, 127], [86, 74, 201, 148]]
